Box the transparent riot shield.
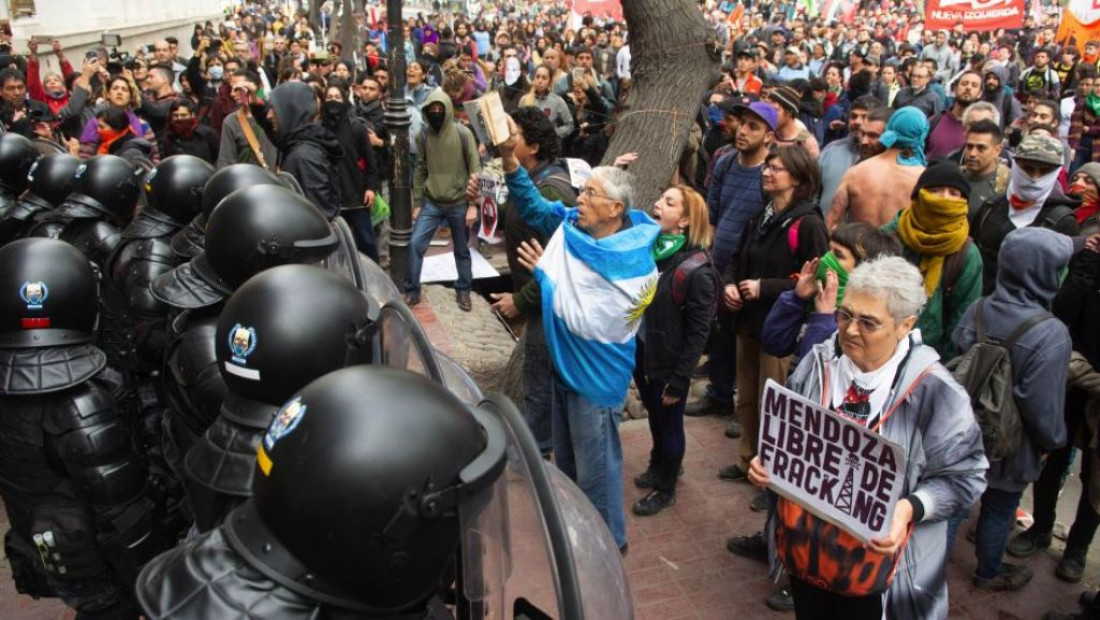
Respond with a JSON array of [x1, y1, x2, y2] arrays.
[[459, 394, 634, 620]]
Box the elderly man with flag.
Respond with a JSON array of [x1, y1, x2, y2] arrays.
[[500, 116, 659, 552]]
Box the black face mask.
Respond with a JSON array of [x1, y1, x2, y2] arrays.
[[322, 100, 347, 126], [425, 108, 446, 132]]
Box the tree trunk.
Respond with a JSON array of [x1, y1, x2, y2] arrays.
[[600, 0, 720, 208], [338, 0, 357, 57]]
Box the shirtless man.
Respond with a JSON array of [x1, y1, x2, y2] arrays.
[[827, 106, 929, 228]]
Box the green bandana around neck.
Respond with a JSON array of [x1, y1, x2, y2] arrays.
[[815, 251, 850, 305], [1088, 92, 1100, 118], [652, 233, 686, 261]]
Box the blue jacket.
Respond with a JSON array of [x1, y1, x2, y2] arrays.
[[760, 289, 838, 360]]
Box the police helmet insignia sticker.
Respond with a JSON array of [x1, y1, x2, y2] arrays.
[[144, 167, 157, 193], [74, 163, 87, 179], [225, 323, 261, 380], [26, 160, 38, 182], [19, 281, 48, 310], [258, 396, 307, 475]]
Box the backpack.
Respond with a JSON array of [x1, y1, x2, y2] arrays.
[[671, 250, 714, 308], [946, 298, 1052, 460]]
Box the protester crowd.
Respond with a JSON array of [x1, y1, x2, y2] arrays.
[[4, 0, 1100, 618]]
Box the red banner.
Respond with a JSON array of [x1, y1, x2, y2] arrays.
[[571, 0, 624, 21], [924, 0, 1025, 32]]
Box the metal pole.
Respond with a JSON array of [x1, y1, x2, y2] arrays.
[[384, 0, 412, 291]]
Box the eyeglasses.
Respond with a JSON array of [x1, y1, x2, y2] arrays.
[[836, 308, 886, 333], [580, 187, 613, 201], [763, 164, 788, 175]]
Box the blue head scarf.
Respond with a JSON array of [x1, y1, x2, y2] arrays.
[[879, 106, 929, 167]]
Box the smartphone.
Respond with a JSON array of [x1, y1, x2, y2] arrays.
[[571, 67, 586, 82], [85, 50, 98, 60], [101, 33, 121, 47]]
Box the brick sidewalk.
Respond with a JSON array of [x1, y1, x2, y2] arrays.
[[4, 413, 1097, 619]]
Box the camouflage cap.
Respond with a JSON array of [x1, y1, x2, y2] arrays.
[[1013, 133, 1064, 167]]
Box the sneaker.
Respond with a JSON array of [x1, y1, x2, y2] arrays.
[[725, 417, 742, 438], [750, 490, 769, 512], [765, 586, 795, 612], [1007, 526, 1053, 558], [726, 532, 767, 562], [632, 490, 676, 517], [1056, 549, 1087, 582], [974, 563, 1034, 591], [405, 291, 422, 306], [619, 542, 629, 556], [1080, 590, 1097, 608], [717, 464, 748, 482], [456, 290, 472, 312], [684, 395, 731, 417]]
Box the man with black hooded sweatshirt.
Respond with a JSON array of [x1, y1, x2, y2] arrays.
[[264, 81, 344, 218]]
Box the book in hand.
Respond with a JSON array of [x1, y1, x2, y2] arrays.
[[463, 91, 511, 146]]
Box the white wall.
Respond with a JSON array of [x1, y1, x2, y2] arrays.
[[3, 0, 223, 68]]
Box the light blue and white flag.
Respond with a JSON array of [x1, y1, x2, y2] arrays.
[[535, 210, 659, 407]]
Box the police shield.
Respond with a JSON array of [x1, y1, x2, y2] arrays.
[[455, 393, 634, 620]]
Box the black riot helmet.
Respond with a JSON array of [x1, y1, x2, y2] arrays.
[[199, 184, 338, 291], [144, 155, 216, 225], [25, 153, 81, 207], [200, 164, 282, 219], [0, 238, 98, 348], [0, 133, 40, 195], [56, 154, 143, 222], [216, 265, 375, 405], [227, 366, 507, 615], [152, 184, 340, 309]]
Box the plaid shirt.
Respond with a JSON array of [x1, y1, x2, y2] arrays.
[[1068, 101, 1100, 164]]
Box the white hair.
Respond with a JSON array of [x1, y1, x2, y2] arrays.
[[962, 101, 1001, 128], [589, 166, 635, 210], [846, 256, 927, 322]]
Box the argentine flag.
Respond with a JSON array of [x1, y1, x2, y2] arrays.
[[536, 210, 659, 407]]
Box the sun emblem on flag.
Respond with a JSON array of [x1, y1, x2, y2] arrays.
[[624, 277, 657, 330]]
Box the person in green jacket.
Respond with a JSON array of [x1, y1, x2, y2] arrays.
[[882, 162, 983, 359], [405, 88, 481, 310]]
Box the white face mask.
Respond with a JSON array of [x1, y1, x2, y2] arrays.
[[505, 57, 522, 86], [1008, 162, 1060, 205]]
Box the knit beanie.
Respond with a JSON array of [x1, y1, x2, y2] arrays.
[[912, 161, 971, 201]]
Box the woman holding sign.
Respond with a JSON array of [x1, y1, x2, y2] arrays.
[[748, 257, 988, 620]]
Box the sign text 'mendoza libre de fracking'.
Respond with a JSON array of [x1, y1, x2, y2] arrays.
[[758, 380, 906, 544]]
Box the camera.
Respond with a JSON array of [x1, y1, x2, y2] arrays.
[[101, 33, 121, 48], [85, 50, 99, 61]]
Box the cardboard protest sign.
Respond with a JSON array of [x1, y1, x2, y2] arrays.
[[758, 379, 906, 544]]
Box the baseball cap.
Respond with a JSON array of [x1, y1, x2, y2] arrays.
[[736, 47, 758, 60], [734, 101, 779, 131], [768, 86, 801, 114], [785, 45, 801, 55], [1013, 134, 1064, 167]]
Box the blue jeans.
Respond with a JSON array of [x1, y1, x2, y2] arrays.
[[974, 487, 1024, 580], [340, 209, 380, 262], [404, 200, 471, 295], [522, 315, 553, 455], [550, 372, 627, 548]]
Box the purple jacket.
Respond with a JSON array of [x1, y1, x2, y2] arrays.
[[760, 289, 838, 359]]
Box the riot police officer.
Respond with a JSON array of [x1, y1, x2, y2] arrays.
[[0, 238, 164, 619], [137, 365, 507, 620], [169, 163, 284, 261], [0, 153, 80, 245], [0, 132, 40, 217], [184, 264, 376, 532], [153, 184, 341, 472], [27, 154, 143, 269], [103, 154, 215, 375]]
